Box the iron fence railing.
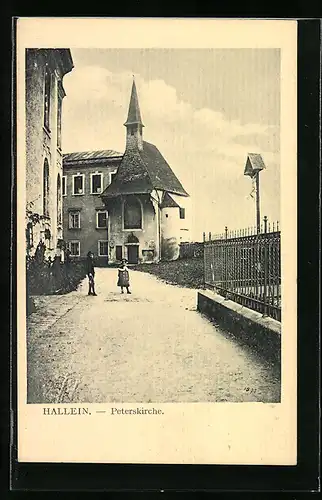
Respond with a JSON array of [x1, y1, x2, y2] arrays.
[[204, 221, 281, 321]]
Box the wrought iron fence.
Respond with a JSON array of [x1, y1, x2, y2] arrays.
[[204, 219, 281, 321]]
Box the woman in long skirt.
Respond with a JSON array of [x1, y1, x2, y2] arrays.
[[117, 259, 131, 294]]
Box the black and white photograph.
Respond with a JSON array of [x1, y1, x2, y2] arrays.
[[17, 18, 297, 465]]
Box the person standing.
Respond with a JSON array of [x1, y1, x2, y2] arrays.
[[86, 251, 97, 296], [117, 259, 131, 294]]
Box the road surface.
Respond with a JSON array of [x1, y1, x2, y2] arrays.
[[27, 268, 280, 403]]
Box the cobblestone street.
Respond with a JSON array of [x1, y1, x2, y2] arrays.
[[27, 268, 280, 404]]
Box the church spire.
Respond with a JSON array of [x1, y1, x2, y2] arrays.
[[124, 77, 144, 127], [124, 77, 144, 151]]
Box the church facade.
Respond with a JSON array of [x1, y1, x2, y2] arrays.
[[100, 79, 190, 264]]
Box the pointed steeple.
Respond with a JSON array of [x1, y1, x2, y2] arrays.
[[124, 77, 144, 151], [124, 77, 144, 127]]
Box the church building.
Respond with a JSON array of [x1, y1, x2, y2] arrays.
[[100, 79, 190, 264]]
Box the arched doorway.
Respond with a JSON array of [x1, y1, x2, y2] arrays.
[[126, 232, 139, 264]]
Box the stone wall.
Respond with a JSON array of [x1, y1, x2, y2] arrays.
[[26, 49, 71, 259], [197, 290, 281, 363]]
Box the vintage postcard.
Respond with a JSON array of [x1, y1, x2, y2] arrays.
[[16, 18, 297, 464]]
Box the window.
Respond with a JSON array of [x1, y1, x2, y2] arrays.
[[57, 98, 62, 148], [43, 159, 50, 217], [44, 67, 51, 130], [57, 174, 62, 225], [124, 196, 142, 230], [110, 170, 117, 184], [72, 174, 84, 195], [142, 249, 154, 260], [91, 173, 102, 194], [96, 210, 108, 229], [179, 207, 185, 219], [69, 211, 80, 229], [62, 176, 66, 196], [98, 240, 108, 256], [69, 241, 80, 257]]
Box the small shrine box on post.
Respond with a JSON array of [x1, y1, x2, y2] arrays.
[[244, 153, 266, 234]]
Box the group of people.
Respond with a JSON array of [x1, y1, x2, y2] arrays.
[[86, 251, 131, 296]]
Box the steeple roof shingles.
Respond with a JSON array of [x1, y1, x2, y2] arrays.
[[124, 79, 144, 127]]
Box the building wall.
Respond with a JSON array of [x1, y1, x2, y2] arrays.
[[161, 195, 191, 260], [62, 159, 121, 264], [26, 49, 72, 259], [108, 195, 159, 264]]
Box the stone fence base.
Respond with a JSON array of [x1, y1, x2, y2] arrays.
[[197, 290, 281, 363]]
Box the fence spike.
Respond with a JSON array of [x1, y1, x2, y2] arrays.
[[273, 221, 275, 232], [277, 221, 279, 231]]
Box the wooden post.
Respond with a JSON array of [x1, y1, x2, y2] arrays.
[[255, 171, 261, 234]]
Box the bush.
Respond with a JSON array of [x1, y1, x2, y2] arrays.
[[132, 257, 204, 289], [26, 256, 87, 305]]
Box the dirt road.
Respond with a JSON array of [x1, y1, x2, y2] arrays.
[[27, 268, 280, 403]]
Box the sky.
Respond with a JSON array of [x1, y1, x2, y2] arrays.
[[62, 48, 280, 240]]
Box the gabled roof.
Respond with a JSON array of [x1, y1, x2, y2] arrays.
[[124, 79, 144, 127], [101, 141, 189, 200], [244, 153, 266, 176], [141, 142, 188, 196], [63, 150, 123, 164], [161, 192, 181, 208]]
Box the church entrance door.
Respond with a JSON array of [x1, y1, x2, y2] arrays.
[[127, 245, 139, 264]]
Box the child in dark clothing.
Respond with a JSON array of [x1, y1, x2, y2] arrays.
[[117, 259, 131, 294], [86, 251, 97, 296]]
